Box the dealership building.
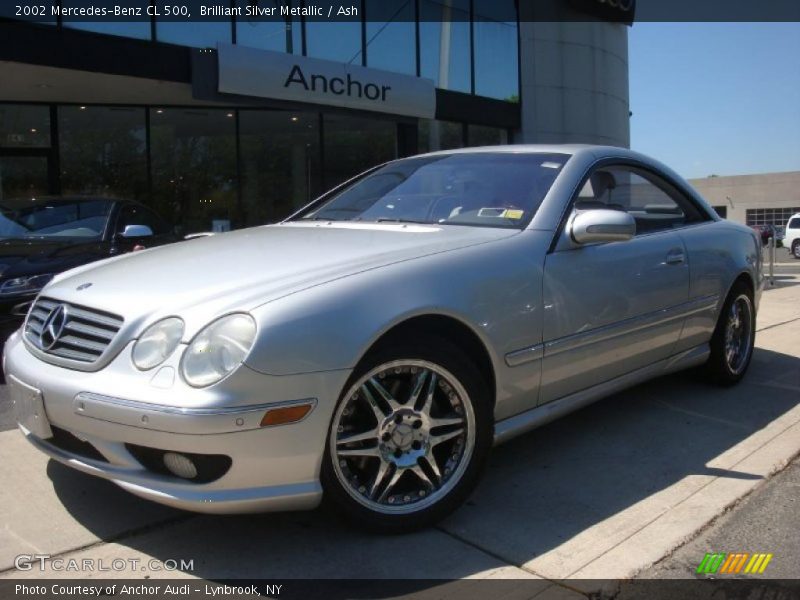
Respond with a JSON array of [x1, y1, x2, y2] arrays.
[[688, 172, 800, 231], [0, 0, 631, 233]]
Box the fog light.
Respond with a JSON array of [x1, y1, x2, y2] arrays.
[[163, 452, 198, 479]]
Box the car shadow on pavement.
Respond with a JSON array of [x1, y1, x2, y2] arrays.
[[45, 346, 800, 584]]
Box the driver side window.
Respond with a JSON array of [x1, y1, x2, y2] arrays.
[[577, 166, 705, 235]]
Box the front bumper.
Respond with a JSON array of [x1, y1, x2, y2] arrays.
[[4, 331, 352, 514]]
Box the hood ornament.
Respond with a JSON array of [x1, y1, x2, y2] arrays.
[[76, 283, 93, 291]]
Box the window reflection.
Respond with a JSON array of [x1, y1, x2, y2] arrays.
[[419, 0, 471, 93], [0, 157, 50, 202], [467, 124, 509, 147], [59, 106, 148, 200], [474, 0, 519, 101], [235, 0, 301, 53], [0, 105, 51, 148], [365, 0, 416, 75], [149, 108, 237, 234], [418, 120, 464, 153], [61, 0, 151, 40], [323, 114, 396, 188], [239, 110, 321, 226], [156, 1, 231, 47], [305, 3, 363, 64]]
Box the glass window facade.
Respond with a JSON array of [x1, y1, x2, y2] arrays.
[[418, 120, 464, 153], [155, 0, 232, 48], [235, 0, 301, 53], [305, 17, 363, 64], [419, 0, 472, 93], [149, 108, 238, 234], [18, 2, 519, 103], [364, 0, 417, 75], [239, 110, 321, 226], [61, 0, 151, 40], [467, 124, 509, 147], [4, 102, 509, 232], [58, 106, 148, 200], [0, 105, 51, 148], [473, 0, 519, 101], [323, 114, 397, 188], [0, 157, 49, 202]]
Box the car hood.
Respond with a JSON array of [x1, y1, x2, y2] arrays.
[[43, 222, 518, 336], [0, 238, 108, 281]]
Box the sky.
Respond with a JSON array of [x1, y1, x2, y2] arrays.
[[628, 22, 800, 179]]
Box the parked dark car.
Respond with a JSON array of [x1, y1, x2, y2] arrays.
[[750, 224, 780, 245], [0, 196, 176, 336]]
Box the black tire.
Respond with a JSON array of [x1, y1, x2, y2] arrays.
[[703, 282, 755, 386], [321, 333, 493, 533], [792, 241, 800, 259]]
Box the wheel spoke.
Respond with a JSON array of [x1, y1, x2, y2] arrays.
[[431, 427, 464, 447], [360, 383, 390, 423], [338, 446, 381, 458], [337, 429, 377, 446], [333, 361, 475, 512], [411, 465, 435, 489], [369, 377, 402, 413], [408, 369, 429, 408], [419, 454, 442, 487], [369, 460, 393, 499], [376, 467, 404, 503], [430, 416, 464, 429], [420, 372, 437, 415]]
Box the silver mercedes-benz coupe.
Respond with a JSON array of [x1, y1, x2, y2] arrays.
[[5, 145, 761, 532]]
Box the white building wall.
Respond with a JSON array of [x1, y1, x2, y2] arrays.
[[518, 21, 630, 148]]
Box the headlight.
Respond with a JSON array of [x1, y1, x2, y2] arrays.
[[180, 313, 256, 387], [132, 317, 184, 370], [0, 273, 54, 296]]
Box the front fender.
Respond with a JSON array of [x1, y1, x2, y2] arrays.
[[245, 230, 553, 419]]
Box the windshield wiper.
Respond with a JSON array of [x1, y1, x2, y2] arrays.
[[374, 218, 431, 224]]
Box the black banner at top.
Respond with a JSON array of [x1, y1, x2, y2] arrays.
[[0, 0, 799, 23]]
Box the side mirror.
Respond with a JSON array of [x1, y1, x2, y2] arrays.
[[119, 224, 154, 238], [570, 209, 636, 244]]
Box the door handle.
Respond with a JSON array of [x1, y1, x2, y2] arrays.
[[665, 249, 685, 265]]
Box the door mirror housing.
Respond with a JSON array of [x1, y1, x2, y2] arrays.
[[570, 209, 636, 244], [119, 224, 154, 239]]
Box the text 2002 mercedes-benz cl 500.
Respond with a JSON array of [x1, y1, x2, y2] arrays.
[[5, 145, 761, 532]]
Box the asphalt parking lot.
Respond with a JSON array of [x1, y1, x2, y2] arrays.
[[0, 274, 798, 597]]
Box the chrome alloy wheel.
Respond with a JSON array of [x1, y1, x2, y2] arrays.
[[330, 360, 476, 515], [724, 294, 753, 375]]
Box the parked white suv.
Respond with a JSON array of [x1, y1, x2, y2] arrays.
[[786, 213, 800, 258]]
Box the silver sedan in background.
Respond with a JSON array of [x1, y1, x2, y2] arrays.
[[4, 145, 761, 532]]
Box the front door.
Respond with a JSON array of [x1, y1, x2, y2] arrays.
[[539, 164, 700, 404]]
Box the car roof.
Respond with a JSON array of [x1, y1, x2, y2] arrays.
[[0, 196, 133, 210], [415, 143, 643, 160]]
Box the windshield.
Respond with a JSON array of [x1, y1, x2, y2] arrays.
[[298, 152, 569, 229], [0, 199, 113, 240]]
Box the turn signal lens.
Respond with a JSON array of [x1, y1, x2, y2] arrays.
[[260, 403, 313, 427]]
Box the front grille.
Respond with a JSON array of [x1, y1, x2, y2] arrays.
[[24, 297, 124, 363]]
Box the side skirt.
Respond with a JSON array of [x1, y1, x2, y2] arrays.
[[492, 344, 710, 446]]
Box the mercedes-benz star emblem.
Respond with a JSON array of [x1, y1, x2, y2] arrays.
[[39, 304, 68, 350]]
